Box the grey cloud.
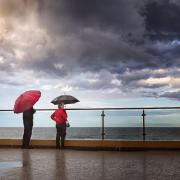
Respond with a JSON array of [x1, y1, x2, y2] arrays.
[[141, 91, 159, 98], [69, 70, 121, 90], [0, 47, 16, 73], [138, 83, 169, 89], [160, 91, 180, 100], [118, 68, 170, 90], [0, 75, 24, 86]]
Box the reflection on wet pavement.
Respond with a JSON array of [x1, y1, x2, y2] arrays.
[[1, 149, 180, 180], [0, 161, 22, 169]]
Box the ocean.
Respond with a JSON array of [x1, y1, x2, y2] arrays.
[[0, 127, 180, 140]]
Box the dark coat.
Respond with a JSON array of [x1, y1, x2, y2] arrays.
[[22, 107, 36, 148], [23, 107, 36, 121]]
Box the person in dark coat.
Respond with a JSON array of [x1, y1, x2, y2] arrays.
[[51, 103, 67, 149], [22, 107, 36, 149]]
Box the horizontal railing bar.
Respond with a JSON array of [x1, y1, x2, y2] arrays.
[[65, 107, 180, 110], [1, 107, 180, 111]]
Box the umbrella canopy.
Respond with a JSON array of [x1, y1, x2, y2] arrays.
[[13, 90, 41, 113], [51, 95, 79, 105]]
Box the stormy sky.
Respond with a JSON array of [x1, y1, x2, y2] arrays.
[[0, 0, 180, 108]]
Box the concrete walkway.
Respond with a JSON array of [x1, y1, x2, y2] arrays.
[[0, 149, 180, 180]]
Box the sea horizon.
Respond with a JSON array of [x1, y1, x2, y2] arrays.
[[0, 127, 180, 140]]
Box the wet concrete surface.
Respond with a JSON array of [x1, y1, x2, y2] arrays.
[[0, 149, 180, 180]]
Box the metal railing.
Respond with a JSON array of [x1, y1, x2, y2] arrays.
[[1, 107, 180, 140]]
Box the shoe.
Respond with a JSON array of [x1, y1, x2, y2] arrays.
[[21, 146, 29, 149], [56, 146, 60, 149], [28, 147, 33, 149]]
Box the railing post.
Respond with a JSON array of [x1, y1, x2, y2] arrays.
[[101, 110, 105, 140], [142, 109, 146, 141]]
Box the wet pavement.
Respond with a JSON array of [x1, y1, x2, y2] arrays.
[[0, 149, 180, 180]]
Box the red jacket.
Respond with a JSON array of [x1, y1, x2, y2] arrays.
[[51, 108, 67, 124]]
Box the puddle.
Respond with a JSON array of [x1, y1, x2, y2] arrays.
[[0, 161, 22, 169]]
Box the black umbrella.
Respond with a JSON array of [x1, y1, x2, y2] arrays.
[[51, 95, 79, 105]]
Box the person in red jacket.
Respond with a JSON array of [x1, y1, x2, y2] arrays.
[[51, 103, 67, 149]]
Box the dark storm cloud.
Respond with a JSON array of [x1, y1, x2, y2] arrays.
[[36, 0, 150, 73], [35, 0, 180, 75], [0, 0, 153, 76], [1, 0, 180, 101], [144, 0, 180, 40], [39, 0, 145, 36]]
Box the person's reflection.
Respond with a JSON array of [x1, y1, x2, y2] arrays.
[[55, 150, 67, 180], [21, 149, 32, 180]]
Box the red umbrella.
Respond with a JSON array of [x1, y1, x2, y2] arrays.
[[13, 90, 41, 113]]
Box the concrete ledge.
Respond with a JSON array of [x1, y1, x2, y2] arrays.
[[1, 139, 180, 150]]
